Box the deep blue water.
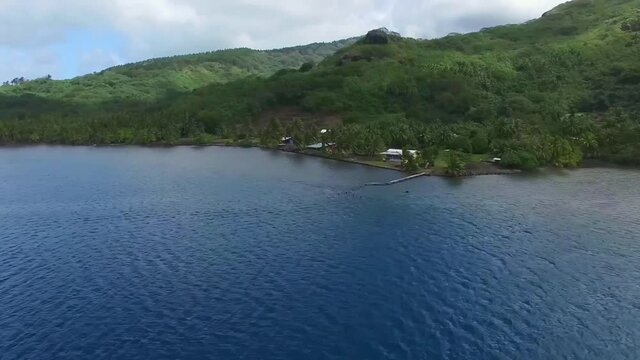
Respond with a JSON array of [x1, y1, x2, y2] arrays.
[[1, 146, 640, 359]]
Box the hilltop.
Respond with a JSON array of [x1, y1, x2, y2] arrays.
[[0, 38, 357, 105], [0, 0, 639, 169]]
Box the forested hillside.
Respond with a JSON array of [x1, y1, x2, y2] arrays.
[[1, 0, 639, 168]]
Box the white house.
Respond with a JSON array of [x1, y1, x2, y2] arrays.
[[380, 149, 417, 163], [306, 142, 336, 150]]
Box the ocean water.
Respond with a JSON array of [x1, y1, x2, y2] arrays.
[[1, 146, 640, 360]]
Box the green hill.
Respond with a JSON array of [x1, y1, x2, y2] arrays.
[[1, 0, 639, 167], [182, 0, 640, 122], [0, 38, 356, 105]]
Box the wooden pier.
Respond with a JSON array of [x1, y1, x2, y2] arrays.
[[363, 172, 427, 187]]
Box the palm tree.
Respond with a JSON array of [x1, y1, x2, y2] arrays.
[[287, 119, 306, 147], [445, 151, 466, 177], [435, 127, 454, 147], [580, 132, 599, 157]]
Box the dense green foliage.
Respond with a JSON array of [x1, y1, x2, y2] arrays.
[[0, 0, 639, 169]]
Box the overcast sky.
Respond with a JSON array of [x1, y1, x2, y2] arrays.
[[0, 0, 568, 81]]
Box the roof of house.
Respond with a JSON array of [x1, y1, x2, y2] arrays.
[[307, 142, 336, 149], [380, 149, 417, 156]]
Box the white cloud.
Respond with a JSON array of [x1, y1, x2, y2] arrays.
[[0, 0, 568, 80], [0, 0, 104, 48], [0, 48, 59, 82], [388, 0, 570, 37]]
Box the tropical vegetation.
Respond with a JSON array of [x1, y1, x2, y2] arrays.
[[0, 0, 639, 172]]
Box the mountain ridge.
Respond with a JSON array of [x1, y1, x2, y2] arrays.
[[0, 38, 358, 104]]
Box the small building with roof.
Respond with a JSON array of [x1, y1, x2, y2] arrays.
[[380, 149, 417, 163], [306, 142, 336, 151], [279, 136, 296, 151]]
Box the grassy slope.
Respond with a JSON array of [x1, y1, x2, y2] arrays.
[[0, 39, 357, 105]]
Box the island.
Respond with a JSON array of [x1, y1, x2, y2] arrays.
[[0, 0, 638, 177]]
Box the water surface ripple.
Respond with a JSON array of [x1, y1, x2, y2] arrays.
[[1, 146, 639, 359]]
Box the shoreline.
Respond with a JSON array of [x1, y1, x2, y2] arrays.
[[297, 149, 522, 177], [1, 142, 634, 178], [0, 142, 524, 178]]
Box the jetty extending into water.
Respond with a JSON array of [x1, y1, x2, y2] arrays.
[[364, 172, 427, 187]]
